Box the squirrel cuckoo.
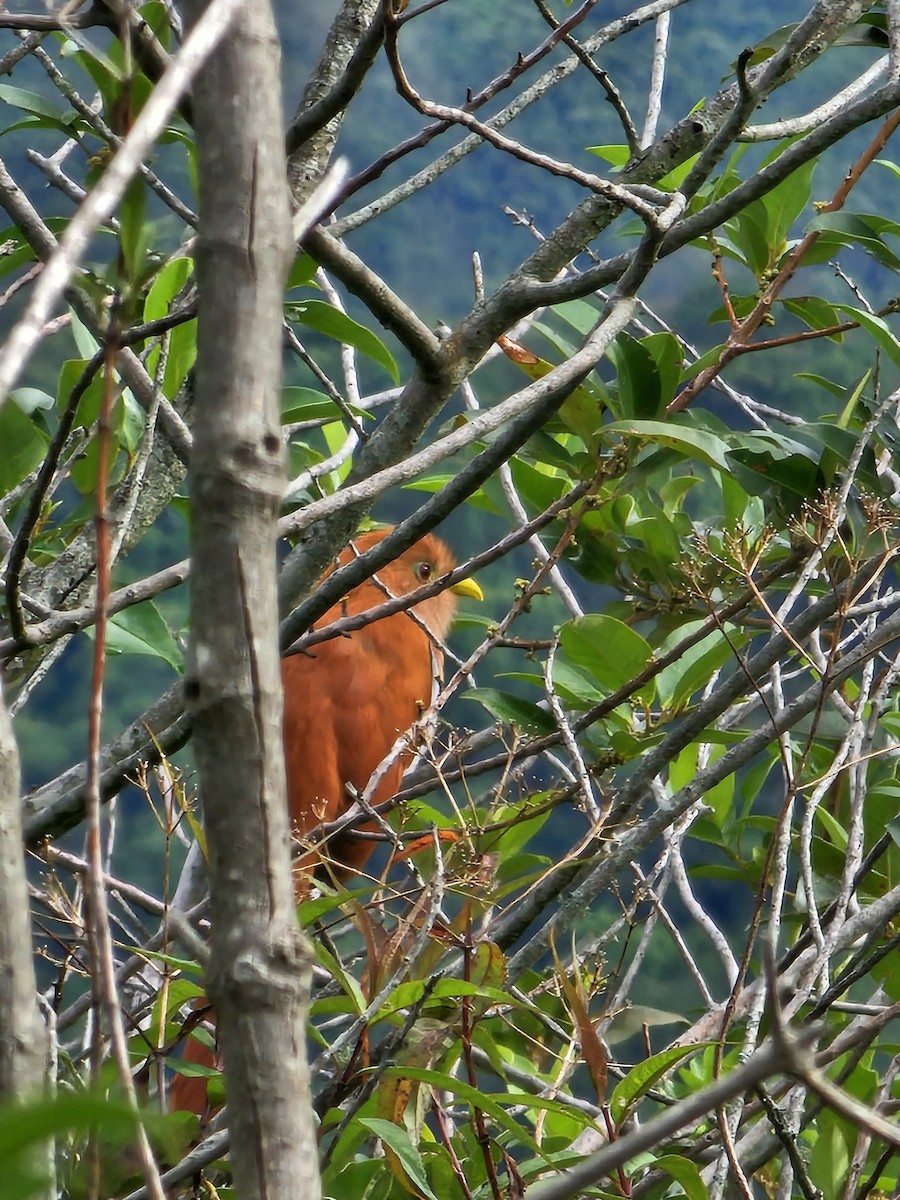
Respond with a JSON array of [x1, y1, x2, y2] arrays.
[[168, 528, 481, 1118], [283, 528, 482, 879]]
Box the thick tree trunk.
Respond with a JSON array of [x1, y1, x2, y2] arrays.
[[182, 0, 320, 1195], [0, 677, 50, 1185]]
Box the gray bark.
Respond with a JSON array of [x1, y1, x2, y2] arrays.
[[0, 676, 50, 1186], [286, 0, 381, 203], [182, 0, 320, 1194]]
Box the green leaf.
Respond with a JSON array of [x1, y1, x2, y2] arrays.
[[669, 741, 735, 824], [836, 371, 872, 429], [609, 1044, 704, 1124], [794, 372, 847, 399], [70, 308, 101, 359], [10, 387, 54, 415], [832, 304, 900, 367], [787, 421, 879, 489], [658, 474, 700, 514], [114, 390, 147, 455], [656, 622, 745, 711], [282, 386, 369, 424], [724, 24, 795, 75], [58, 357, 103, 430], [132, 947, 205, 976], [497, 330, 604, 448], [378, 977, 517, 1018], [719, 468, 764, 537], [781, 295, 844, 336], [0, 1091, 167, 1197], [136, 0, 175, 45], [559, 384, 605, 448], [357, 1117, 440, 1200], [144, 257, 193, 323], [707, 294, 757, 325], [558, 616, 654, 701], [605, 418, 732, 470], [509, 459, 570, 514], [119, 175, 147, 284], [461, 688, 555, 734], [168, 1058, 219, 1079], [320, 1159, 386, 1200], [609, 333, 683, 419], [760, 158, 816, 255], [142, 258, 197, 398], [291, 300, 399, 382], [585, 144, 631, 168], [287, 251, 317, 288], [0, 222, 70, 286], [490, 802, 553, 861], [814, 805, 848, 851], [71, 44, 123, 115], [0, 82, 72, 125], [681, 343, 727, 379], [100, 601, 184, 669], [162, 320, 197, 400], [654, 154, 700, 191], [805, 212, 900, 272], [0, 397, 48, 495], [552, 297, 604, 335], [0, 230, 40, 282], [726, 202, 771, 276], [809, 1114, 851, 1199], [726, 430, 823, 501], [835, 12, 888, 48], [549, 657, 607, 709], [312, 940, 367, 1013], [298, 888, 371, 929], [402, 475, 499, 514], [652, 1154, 708, 1200], [379, 1068, 545, 1152]]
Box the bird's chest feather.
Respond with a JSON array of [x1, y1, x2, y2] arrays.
[[341, 628, 434, 713]]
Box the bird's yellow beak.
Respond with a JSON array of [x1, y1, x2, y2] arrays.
[[450, 576, 483, 602]]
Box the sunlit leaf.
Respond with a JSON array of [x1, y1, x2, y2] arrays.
[[558, 615, 654, 701], [103, 601, 184, 670], [291, 300, 399, 382], [585, 144, 631, 168], [781, 295, 844, 336], [832, 304, 900, 366], [652, 1154, 708, 1200], [609, 1041, 700, 1123], [358, 1117, 440, 1200], [498, 333, 603, 447], [282, 386, 369, 424], [605, 418, 732, 470], [656, 622, 746, 711]]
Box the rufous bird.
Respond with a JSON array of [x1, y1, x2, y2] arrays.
[[284, 527, 481, 879], [168, 527, 481, 1118]]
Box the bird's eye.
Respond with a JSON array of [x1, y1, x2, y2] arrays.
[[415, 561, 433, 582]]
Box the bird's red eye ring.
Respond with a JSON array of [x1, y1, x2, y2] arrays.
[[416, 561, 433, 582]]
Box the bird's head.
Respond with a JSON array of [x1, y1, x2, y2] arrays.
[[343, 528, 483, 639]]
